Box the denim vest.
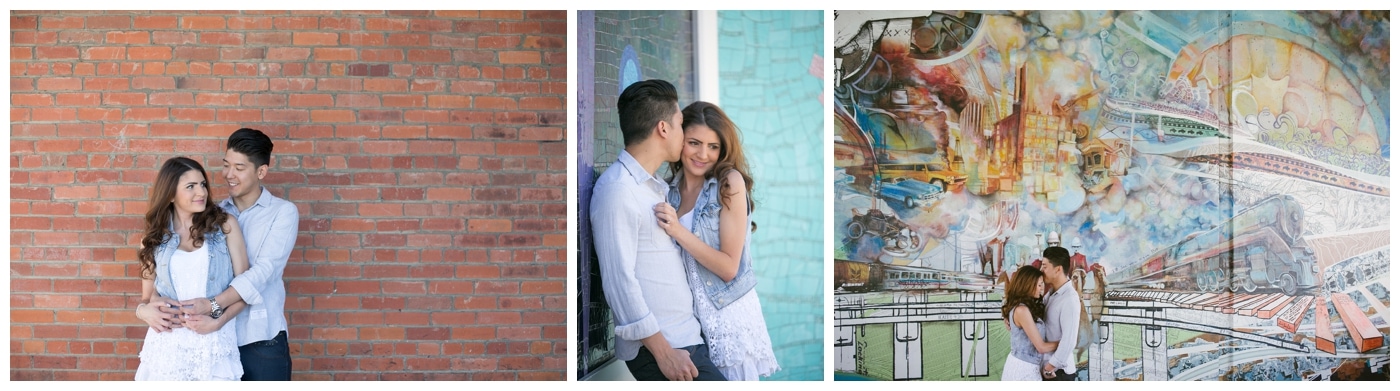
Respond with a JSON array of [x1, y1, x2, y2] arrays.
[[153, 220, 235, 300], [1008, 307, 1046, 364], [667, 173, 757, 310]]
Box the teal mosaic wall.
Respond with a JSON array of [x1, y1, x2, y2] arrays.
[[717, 10, 826, 381], [590, 10, 696, 174]]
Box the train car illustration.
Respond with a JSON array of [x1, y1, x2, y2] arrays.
[[836, 260, 993, 292], [1108, 195, 1319, 295]]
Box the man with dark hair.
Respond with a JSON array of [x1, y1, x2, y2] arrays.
[[179, 128, 299, 380], [1039, 245, 1080, 381], [591, 80, 724, 380], [616, 79, 680, 147]]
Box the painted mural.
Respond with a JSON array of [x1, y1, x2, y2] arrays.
[[832, 10, 1389, 381]]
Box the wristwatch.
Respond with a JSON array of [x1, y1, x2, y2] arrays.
[[209, 297, 225, 319]]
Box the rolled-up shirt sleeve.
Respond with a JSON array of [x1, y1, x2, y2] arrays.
[[229, 201, 299, 306], [590, 182, 659, 341]]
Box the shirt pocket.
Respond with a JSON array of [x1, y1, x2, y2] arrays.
[[695, 201, 722, 234], [635, 215, 675, 252]]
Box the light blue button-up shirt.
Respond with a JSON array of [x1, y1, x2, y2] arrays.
[[590, 150, 703, 361], [220, 186, 299, 347], [1041, 281, 1081, 373]]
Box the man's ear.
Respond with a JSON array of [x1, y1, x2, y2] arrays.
[[256, 165, 269, 180], [655, 120, 671, 139]]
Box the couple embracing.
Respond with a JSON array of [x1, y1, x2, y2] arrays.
[[591, 80, 780, 381], [131, 129, 298, 381], [1001, 246, 1081, 381]]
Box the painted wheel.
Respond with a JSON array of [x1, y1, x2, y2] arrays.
[[904, 196, 916, 209], [1279, 273, 1298, 296], [846, 221, 864, 239], [1243, 275, 1258, 293]]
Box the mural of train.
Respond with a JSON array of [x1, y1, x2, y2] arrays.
[[1108, 195, 1319, 295], [836, 259, 994, 293]]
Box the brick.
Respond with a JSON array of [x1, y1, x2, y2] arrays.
[[228, 16, 273, 30], [454, 20, 497, 33], [181, 16, 226, 29], [11, 94, 54, 107], [37, 78, 82, 91], [404, 49, 450, 63], [128, 46, 173, 60], [477, 35, 521, 49], [409, 19, 453, 32], [293, 32, 339, 46], [152, 31, 197, 45], [360, 48, 403, 62], [36, 46, 79, 60], [200, 32, 244, 45], [41, 16, 84, 29], [498, 51, 540, 64], [274, 16, 320, 30], [246, 32, 292, 45], [13, 11, 564, 381], [267, 47, 311, 61]]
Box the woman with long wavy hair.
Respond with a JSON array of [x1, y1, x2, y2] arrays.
[[132, 157, 250, 380], [1000, 265, 1059, 380], [653, 102, 779, 380]]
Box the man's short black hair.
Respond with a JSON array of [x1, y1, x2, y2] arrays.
[[617, 79, 679, 147], [227, 128, 274, 168], [1043, 246, 1071, 273]]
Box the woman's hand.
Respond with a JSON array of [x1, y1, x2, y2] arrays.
[[136, 296, 184, 332], [181, 314, 223, 335], [653, 202, 682, 237]]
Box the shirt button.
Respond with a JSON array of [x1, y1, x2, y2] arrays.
[[706, 281, 712, 286]]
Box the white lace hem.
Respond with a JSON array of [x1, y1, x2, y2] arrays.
[[135, 327, 243, 381], [690, 283, 780, 380]]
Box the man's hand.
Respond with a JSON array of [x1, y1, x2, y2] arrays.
[[182, 314, 222, 335], [656, 347, 699, 381], [136, 297, 185, 332], [178, 297, 213, 316], [1042, 362, 1056, 379]]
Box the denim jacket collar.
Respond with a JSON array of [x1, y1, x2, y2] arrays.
[[153, 217, 235, 300]]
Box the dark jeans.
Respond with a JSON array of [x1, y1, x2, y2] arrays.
[[1045, 368, 1076, 381], [239, 330, 292, 381], [626, 344, 726, 381]]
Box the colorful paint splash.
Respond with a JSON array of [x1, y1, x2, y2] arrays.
[[833, 10, 1388, 381]]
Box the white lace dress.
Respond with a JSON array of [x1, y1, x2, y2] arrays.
[[680, 211, 781, 380], [135, 244, 243, 381]]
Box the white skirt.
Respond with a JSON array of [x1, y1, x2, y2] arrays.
[[1001, 354, 1043, 381]]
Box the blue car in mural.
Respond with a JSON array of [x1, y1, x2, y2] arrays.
[[878, 178, 943, 209]]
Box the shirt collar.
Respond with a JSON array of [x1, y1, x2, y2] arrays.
[[221, 186, 272, 213], [618, 150, 669, 194], [1050, 279, 1075, 298]]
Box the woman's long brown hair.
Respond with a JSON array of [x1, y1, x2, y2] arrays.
[[668, 101, 756, 231], [1001, 265, 1047, 323], [137, 157, 228, 279]]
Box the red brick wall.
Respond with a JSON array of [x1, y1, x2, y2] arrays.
[[9, 10, 567, 380]]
